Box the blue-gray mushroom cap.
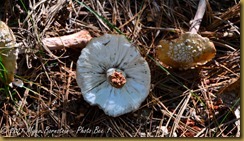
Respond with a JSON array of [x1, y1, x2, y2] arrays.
[[76, 34, 151, 117]]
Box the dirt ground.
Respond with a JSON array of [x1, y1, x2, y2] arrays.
[[0, 0, 240, 137]]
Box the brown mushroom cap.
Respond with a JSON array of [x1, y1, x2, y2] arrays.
[[156, 32, 216, 69], [0, 21, 18, 84]]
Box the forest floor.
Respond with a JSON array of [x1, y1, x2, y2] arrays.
[[0, 0, 241, 137]]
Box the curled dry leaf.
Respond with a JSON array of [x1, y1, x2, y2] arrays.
[[0, 21, 19, 84]]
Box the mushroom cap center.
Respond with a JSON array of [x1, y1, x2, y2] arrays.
[[106, 68, 126, 88]]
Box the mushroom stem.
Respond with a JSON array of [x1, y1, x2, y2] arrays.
[[41, 30, 92, 50], [17, 30, 92, 54], [106, 68, 126, 88], [189, 0, 207, 34]]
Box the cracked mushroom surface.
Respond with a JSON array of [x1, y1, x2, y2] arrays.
[[76, 34, 151, 117], [156, 0, 216, 70], [156, 32, 216, 69]]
